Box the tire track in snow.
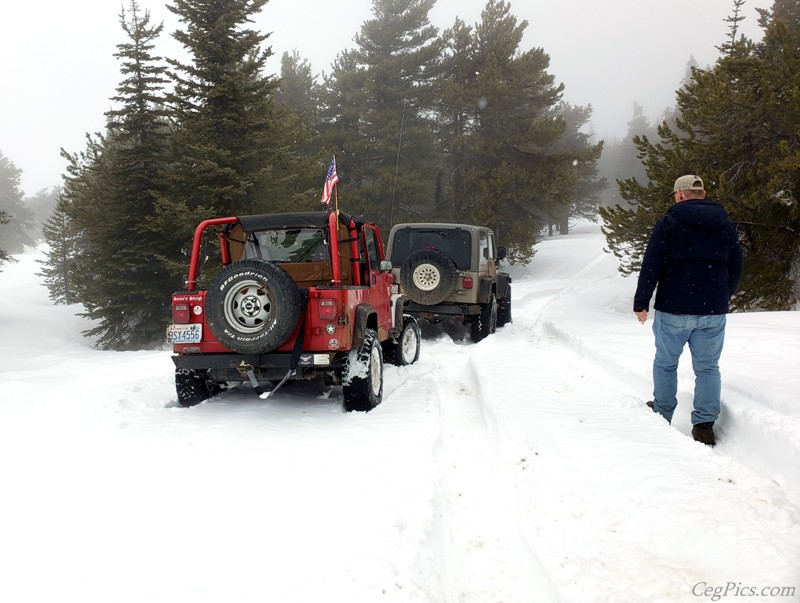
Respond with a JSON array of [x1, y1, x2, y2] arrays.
[[421, 338, 559, 603], [468, 325, 800, 602], [526, 276, 800, 507]]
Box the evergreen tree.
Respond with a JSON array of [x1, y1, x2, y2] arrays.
[[152, 0, 310, 280], [597, 56, 695, 212], [435, 0, 584, 261], [87, 1, 172, 348], [720, 0, 748, 56], [163, 0, 291, 216], [600, 0, 800, 309], [596, 103, 655, 209], [434, 16, 481, 217], [272, 51, 328, 206], [549, 102, 606, 233], [26, 187, 61, 240], [58, 135, 111, 315], [319, 0, 442, 225], [59, 1, 174, 349], [319, 48, 370, 208], [36, 201, 77, 304], [0, 151, 36, 256], [275, 50, 320, 126], [0, 210, 10, 268]]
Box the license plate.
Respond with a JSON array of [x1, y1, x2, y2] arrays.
[[166, 323, 202, 344]]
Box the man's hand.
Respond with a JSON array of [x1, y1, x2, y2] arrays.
[[635, 310, 649, 324]]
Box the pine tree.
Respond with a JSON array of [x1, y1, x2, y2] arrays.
[[720, 0, 747, 56], [59, 1, 174, 349], [36, 201, 77, 304], [550, 102, 606, 233], [434, 16, 481, 217], [596, 103, 655, 209], [163, 0, 285, 215], [58, 135, 111, 315], [319, 49, 371, 209], [0, 210, 10, 268], [26, 187, 61, 240], [151, 0, 308, 280], [600, 0, 800, 309], [271, 51, 328, 209], [597, 56, 695, 212], [276, 50, 320, 127], [435, 0, 584, 261], [319, 0, 442, 225], [81, 1, 173, 348], [0, 151, 36, 257]]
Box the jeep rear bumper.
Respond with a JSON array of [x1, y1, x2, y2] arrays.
[[173, 352, 342, 382], [403, 302, 481, 324]]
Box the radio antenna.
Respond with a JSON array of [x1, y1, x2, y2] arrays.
[[389, 101, 406, 228]]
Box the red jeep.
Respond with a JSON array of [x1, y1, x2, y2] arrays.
[[167, 211, 421, 411]]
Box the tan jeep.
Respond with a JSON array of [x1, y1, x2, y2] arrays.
[[385, 223, 511, 342]]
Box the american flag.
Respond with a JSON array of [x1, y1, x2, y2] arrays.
[[320, 157, 339, 207]]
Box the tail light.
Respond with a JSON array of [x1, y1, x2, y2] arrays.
[[462, 277, 474, 289], [319, 299, 337, 320], [173, 303, 191, 324]]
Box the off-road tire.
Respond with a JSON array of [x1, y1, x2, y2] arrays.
[[206, 259, 302, 355], [470, 293, 497, 343], [175, 368, 219, 407], [383, 315, 421, 366], [343, 329, 383, 412], [400, 250, 458, 306], [497, 285, 512, 327]]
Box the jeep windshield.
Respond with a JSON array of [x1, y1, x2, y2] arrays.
[[390, 228, 471, 270], [244, 228, 328, 263]]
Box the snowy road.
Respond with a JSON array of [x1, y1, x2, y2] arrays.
[[1, 222, 798, 602]]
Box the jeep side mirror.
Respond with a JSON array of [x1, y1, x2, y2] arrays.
[[497, 246, 507, 260], [380, 260, 393, 272]]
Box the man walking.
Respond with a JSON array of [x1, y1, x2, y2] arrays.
[[634, 175, 743, 445]]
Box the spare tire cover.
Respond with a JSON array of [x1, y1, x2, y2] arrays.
[[400, 250, 458, 305], [206, 259, 302, 354]]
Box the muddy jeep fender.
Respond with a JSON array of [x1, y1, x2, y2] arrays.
[[496, 272, 512, 300], [352, 304, 377, 350], [391, 294, 409, 336], [478, 277, 493, 303]]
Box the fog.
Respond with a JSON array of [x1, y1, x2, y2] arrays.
[[1, 0, 773, 196]]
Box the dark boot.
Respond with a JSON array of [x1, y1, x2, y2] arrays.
[[692, 422, 716, 446]]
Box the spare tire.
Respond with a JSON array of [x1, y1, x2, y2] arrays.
[[206, 259, 302, 354], [400, 250, 458, 305]]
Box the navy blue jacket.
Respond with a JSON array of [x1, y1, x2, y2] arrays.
[[634, 199, 743, 315]]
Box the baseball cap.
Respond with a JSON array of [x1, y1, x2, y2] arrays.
[[673, 175, 704, 192]]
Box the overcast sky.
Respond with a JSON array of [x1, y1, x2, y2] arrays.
[[0, 0, 772, 197]]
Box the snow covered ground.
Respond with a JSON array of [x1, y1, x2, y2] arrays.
[[1, 221, 798, 603]]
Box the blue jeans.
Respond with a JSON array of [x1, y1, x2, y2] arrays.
[[651, 310, 727, 425]]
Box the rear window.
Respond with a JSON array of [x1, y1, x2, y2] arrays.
[[244, 228, 327, 263], [390, 228, 471, 270]]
